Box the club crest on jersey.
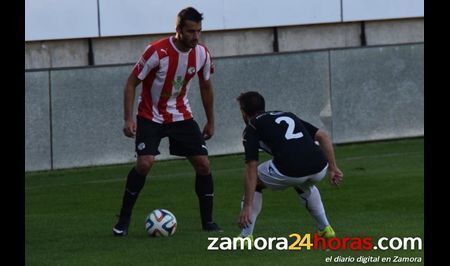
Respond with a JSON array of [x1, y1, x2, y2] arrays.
[[172, 76, 185, 92], [188, 66, 196, 75]]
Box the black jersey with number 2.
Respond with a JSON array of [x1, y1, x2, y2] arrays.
[[243, 111, 328, 177]]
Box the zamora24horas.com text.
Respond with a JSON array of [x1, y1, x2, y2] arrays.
[[207, 233, 423, 251]]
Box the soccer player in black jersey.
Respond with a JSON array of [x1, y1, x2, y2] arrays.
[[236, 91, 343, 242]]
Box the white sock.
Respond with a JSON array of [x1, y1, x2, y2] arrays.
[[297, 186, 330, 230], [240, 191, 262, 237]]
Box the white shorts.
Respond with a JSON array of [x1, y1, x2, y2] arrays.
[[257, 160, 328, 191]]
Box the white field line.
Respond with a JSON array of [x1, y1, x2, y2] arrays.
[[25, 151, 422, 190]]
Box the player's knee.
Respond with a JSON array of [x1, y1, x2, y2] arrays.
[[136, 164, 152, 176], [194, 160, 210, 175], [136, 157, 154, 175]]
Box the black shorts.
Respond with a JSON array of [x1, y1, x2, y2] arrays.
[[135, 116, 208, 157]]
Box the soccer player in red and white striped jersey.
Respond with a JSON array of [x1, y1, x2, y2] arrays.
[[113, 7, 221, 236], [132, 30, 213, 124]]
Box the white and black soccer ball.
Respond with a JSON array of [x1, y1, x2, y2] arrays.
[[145, 209, 177, 237]]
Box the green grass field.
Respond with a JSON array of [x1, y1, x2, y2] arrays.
[[25, 138, 424, 265]]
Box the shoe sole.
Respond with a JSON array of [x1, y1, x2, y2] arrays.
[[113, 228, 128, 236]]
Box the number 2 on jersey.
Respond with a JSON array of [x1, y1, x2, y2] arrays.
[[275, 116, 304, 140]]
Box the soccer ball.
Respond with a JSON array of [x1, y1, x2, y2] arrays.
[[145, 209, 177, 237]]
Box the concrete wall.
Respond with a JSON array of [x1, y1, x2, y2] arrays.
[[278, 23, 361, 52], [330, 44, 424, 143], [25, 43, 423, 171], [25, 40, 90, 69], [25, 72, 51, 171], [25, 18, 423, 70], [365, 19, 424, 46], [50, 67, 135, 169]]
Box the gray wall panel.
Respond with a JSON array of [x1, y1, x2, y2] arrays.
[[50, 66, 138, 169], [330, 44, 424, 143], [25, 72, 51, 171]]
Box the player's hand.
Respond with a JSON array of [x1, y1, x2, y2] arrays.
[[202, 122, 214, 140], [123, 119, 136, 138], [238, 206, 252, 229], [328, 167, 343, 187]]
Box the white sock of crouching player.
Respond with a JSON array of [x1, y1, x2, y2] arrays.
[[240, 191, 262, 237], [296, 185, 330, 231]]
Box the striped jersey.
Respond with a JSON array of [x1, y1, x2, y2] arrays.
[[133, 36, 213, 124]]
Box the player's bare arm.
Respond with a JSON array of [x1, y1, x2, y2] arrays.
[[199, 78, 214, 140], [239, 160, 258, 228], [123, 73, 141, 138], [315, 129, 344, 186]]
